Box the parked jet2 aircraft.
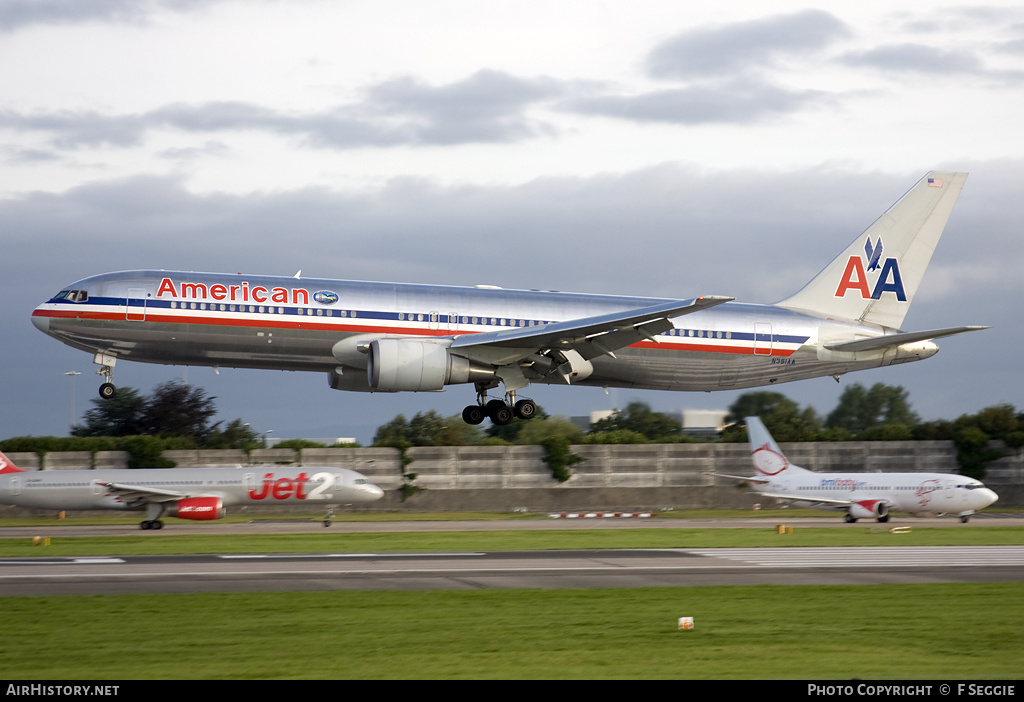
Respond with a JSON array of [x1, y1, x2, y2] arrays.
[[713, 416, 998, 522], [31, 171, 985, 424], [0, 450, 384, 529]]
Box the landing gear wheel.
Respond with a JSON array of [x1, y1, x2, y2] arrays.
[[486, 399, 514, 426], [140, 519, 163, 530], [844, 514, 857, 523], [99, 382, 117, 400], [960, 515, 970, 523], [514, 399, 538, 420], [877, 514, 890, 523], [462, 405, 486, 425], [323, 520, 332, 527]]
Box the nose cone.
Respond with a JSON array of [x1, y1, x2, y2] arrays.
[[978, 487, 999, 509], [351, 480, 385, 502], [31, 308, 50, 334]]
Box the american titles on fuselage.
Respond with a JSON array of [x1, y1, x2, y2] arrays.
[[156, 277, 321, 306]]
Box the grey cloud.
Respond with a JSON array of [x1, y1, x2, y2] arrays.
[[361, 70, 563, 145], [646, 10, 850, 80], [2, 145, 62, 163], [0, 0, 219, 32], [0, 109, 149, 148], [0, 71, 566, 151], [839, 44, 985, 75], [156, 140, 231, 161], [561, 79, 828, 125], [838, 43, 1024, 84]]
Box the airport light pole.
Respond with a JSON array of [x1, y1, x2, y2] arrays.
[[64, 371, 81, 433]]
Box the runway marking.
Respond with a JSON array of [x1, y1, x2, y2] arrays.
[[0, 557, 125, 566], [218, 552, 486, 559], [684, 546, 1024, 567]]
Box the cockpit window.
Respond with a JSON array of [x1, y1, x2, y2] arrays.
[[52, 290, 88, 302]]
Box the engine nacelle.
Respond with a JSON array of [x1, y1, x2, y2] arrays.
[[170, 496, 225, 521], [328, 366, 379, 392], [849, 500, 888, 521], [367, 339, 494, 391]]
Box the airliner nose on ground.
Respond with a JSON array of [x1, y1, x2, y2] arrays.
[[974, 487, 999, 510], [353, 480, 385, 502]]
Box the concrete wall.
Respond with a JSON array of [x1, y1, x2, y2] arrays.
[[4, 441, 1022, 514]]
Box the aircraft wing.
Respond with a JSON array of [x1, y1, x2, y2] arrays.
[[757, 491, 854, 506], [706, 472, 771, 485], [824, 325, 989, 353], [450, 295, 733, 364], [100, 482, 187, 505]]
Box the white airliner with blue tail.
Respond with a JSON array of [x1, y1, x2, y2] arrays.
[[716, 416, 999, 523], [31, 171, 985, 425]]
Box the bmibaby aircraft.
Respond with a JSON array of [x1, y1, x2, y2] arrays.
[[32, 171, 986, 425], [0, 450, 384, 529], [719, 416, 998, 523]]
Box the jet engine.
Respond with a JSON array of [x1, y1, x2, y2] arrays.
[[848, 500, 888, 521], [170, 496, 226, 521], [366, 339, 494, 391]]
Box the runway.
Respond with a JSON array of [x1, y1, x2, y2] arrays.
[[2, 545, 1021, 595], [0, 512, 1021, 537]]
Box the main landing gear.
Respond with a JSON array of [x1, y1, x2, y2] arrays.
[[94, 353, 118, 399], [462, 385, 538, 426], [140, 503, 166, 530]]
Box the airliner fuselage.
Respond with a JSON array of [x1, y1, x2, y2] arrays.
[[30, 270, 925, 393], [29, 171, 985, 424]]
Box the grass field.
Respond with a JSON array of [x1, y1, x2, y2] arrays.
[[1, 583, 1021, 679], [2, 514, 1021, 679]]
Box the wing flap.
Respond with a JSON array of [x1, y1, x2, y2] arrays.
[[450, 295, 733, 362], [101, 481, 186, 505]]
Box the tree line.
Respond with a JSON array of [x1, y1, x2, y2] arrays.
[[1, 379, 1020, 478]]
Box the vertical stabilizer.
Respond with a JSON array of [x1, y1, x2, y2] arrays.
[[746, 416, 807, 477], [0, 451, 25, 474], [778, 171, 967, 328]]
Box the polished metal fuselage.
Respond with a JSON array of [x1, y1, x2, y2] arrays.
[[31, 270, 936, 393]]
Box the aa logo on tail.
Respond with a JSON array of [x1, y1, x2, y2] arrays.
[[834, 237, 907, 301]]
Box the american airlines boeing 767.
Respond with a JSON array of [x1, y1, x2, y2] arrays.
[[31, 171, 985, 425]]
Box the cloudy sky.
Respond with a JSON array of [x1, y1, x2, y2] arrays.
[[3, 0, 1023, 444]]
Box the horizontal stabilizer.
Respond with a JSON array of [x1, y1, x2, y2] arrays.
[[824, 325, 988, 352]]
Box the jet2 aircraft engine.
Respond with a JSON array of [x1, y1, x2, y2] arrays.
[[169, 496, 226, 521], [367, 339, 495, 392]]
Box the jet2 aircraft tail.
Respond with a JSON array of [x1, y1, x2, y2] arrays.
[[0, 451, 25, 474], [778, 171, 968, 329]]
